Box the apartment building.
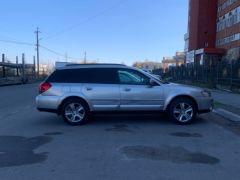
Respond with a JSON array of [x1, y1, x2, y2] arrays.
[[185, 0, 240, 65]]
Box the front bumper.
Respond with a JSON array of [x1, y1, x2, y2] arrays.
[[196, 97, 214, 114]]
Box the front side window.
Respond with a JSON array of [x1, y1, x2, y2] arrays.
[[118, 69, 150, 85]]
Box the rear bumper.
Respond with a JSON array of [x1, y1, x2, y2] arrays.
[[36, 95, 60, 110]]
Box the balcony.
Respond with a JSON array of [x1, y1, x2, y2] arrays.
[[184, 32, 189, 40]]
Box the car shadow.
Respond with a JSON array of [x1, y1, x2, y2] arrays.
[[92, 114, 168, 124], [90, 113, 206, 126], [35, 112, 207, 127]]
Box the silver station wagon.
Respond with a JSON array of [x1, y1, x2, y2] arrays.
[[36, 64, 213, 125]]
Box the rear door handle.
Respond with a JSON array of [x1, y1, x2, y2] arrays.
[[124, 88, 131, 92]]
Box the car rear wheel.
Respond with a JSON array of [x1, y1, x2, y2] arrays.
[[61, 99, 89, 125], [168, 98, 196, 124]]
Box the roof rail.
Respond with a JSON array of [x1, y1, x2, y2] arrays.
[[65, 63, 126, 67]]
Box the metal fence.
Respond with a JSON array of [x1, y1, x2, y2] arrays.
[[0, 53, 36, 85], [157, 61, 240, 92]]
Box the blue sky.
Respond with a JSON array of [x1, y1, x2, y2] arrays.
[[0, 0, 188, 65]]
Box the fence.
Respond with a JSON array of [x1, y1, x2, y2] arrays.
[[0, 53, 36, 85], [156, 61, 240, 92]]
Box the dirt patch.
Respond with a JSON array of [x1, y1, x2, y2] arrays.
[[120, 145, 219, 165], [0, 136, 52, 168], [170, 132, 203, 138], [44, 132, 64, 136], [105, 124, 134, 133]]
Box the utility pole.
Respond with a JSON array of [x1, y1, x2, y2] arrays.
[[22, 53, 25, 83], [33, 56, 36, 76], [16, 56, 19, 77], [84, 51, 87, 64], [35, 27, 40, 77], [2, 54, 5, 78], [65, 52, 68, 62]]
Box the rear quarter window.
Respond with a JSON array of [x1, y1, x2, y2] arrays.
[[45, 70, 69, 83]]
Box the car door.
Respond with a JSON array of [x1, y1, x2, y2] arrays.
[[118, 68, 164, 111], [82, 68, 120, 111]]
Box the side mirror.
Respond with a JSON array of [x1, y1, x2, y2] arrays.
[[149, 79, 157, 86], [153, 74, 161, 80]]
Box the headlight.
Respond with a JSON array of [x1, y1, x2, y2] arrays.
[[201, 90, 211, 97]]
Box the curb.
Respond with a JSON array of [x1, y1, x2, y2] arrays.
[[213, 108, 240, 122], [0, 83, 22, 87]]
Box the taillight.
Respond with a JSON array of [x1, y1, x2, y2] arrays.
[[39, 82, 52, 94]]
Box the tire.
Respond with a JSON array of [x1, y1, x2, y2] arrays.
[[168, 98, 196, 125], [61, 98, 90, 125]]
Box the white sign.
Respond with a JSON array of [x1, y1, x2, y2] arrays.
[[186, 50, 195, 63], [195, 48, 204, 55]]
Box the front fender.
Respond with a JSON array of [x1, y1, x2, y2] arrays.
[[163, 90, 198, 111]]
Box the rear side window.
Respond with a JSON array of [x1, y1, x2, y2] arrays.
[[46, 68, 119, 84]]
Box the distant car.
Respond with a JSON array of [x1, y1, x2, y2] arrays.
[[141, 68, 152, 74], [36, 64, 213, 125], [140, 69, 162, 80]]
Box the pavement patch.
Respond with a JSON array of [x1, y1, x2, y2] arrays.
[[0, 136, 52, 168], [44, 132, 64, 136], [170, 132, 203, 138], [120, 145, 219, 165], [105, 124, 134, 133]]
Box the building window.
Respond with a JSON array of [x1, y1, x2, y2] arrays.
[[216, 33, 240, 46], [218, 0, 237, 12], [217, 6, 240, 32]]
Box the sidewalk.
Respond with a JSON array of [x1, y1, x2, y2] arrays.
[[179, 82, 240, 122], [210, 90, 240, 108], [0, 77, 22, 86], [208, 89, 240, 122]]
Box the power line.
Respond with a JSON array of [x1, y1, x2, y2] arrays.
[[0, 32, 84, 61], [0, 39, 34, 46], [40, 45, 65, 57], [40, 45, 83, 61], [0, 34, 26, 42], [43, 0, 125, 40]]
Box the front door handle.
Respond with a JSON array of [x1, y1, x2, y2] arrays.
[[124, 88, 131, 92], [86, 87, 93, 91]]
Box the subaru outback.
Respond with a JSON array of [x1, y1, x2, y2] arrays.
[[36, 64, 213, 125]]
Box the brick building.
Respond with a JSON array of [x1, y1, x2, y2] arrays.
[[185, 0, 240, 65], [216, 0, 240, 60], [132, 61, 162, 71]]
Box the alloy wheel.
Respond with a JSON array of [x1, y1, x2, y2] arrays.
[[173, 102, 193, 123], [65, 103, 86, 123]]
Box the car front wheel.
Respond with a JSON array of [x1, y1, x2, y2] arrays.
[[168, 98, 196, 124]]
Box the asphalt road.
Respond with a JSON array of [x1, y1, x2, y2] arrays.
[[0, 84, 240, 180]]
